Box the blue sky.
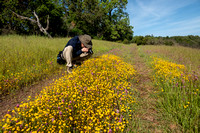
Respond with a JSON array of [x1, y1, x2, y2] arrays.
[[126, 0, 200, 37]]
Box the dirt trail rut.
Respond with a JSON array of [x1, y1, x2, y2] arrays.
[[0, 72, 66, 119], [109, 44, 166, 132], [133, 47, 163, 132]]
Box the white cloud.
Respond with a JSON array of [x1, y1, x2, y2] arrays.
[[160, 16, 200, 36], [126, 0, 200, 36]]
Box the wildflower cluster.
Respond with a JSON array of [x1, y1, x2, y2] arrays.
[[151, 57, 188, 81], [151, 57, 199, 132], [0, 54, 136, 132]]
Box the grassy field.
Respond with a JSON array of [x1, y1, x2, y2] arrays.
[[140, 45, 200, 72], [0, 35, 199, 132]]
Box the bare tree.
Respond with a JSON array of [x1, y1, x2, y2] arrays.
[[12, 10, 52, 38]]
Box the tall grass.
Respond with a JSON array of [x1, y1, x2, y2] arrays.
[[140, 45, 200, 72], [139, 45, 200, 132], [0, 35, 122, 95], [151, 57, 199, 132], [0, 35, 66, 95]]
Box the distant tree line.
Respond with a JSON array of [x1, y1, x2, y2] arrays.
[[0, 0, 133, 42], [131, 35, 200, 48]]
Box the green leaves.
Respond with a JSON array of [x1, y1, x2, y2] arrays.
[[0, 0, 133, 41]]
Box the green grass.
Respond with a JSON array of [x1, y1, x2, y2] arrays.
[[139, 45, 200, 72]]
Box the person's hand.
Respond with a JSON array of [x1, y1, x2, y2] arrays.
[[82, 47, 89, 52]]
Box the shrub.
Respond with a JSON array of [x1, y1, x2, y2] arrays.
[[123, 38, 129, 44], [164, 40, 174, 46]]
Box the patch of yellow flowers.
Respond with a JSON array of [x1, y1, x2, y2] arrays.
[[151, 57, 188, 81], [151, 57, 199, 112], [0, 54, 136, 132]]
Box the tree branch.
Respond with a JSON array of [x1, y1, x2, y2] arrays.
[[12, 10, 52, 38], [45, 15, 49, 31], [11, 11, 36, 23]]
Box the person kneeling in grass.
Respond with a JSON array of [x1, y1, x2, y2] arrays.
[[58, 34, 93, 73]]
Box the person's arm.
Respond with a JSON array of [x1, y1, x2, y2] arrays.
[[75, 47, 89, 57], [75, 50, 83, 56]]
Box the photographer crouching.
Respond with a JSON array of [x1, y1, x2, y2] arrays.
[[57, 34, 93, 73]]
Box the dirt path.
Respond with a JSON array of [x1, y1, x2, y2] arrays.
[[132, 46, 164, 132], [129, 45, 181, 132], [109, 44, 173, 132]]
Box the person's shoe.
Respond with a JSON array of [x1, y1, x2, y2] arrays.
[[67, 66, 73, 73], [75, 61, 82, 66]]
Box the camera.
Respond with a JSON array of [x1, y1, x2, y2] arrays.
[[88, 49, 93, 54]]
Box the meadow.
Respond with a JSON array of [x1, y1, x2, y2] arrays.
[[0, 35, 199, 132]]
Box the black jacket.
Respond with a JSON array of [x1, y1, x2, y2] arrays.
[[64, 36, 83, 57]]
